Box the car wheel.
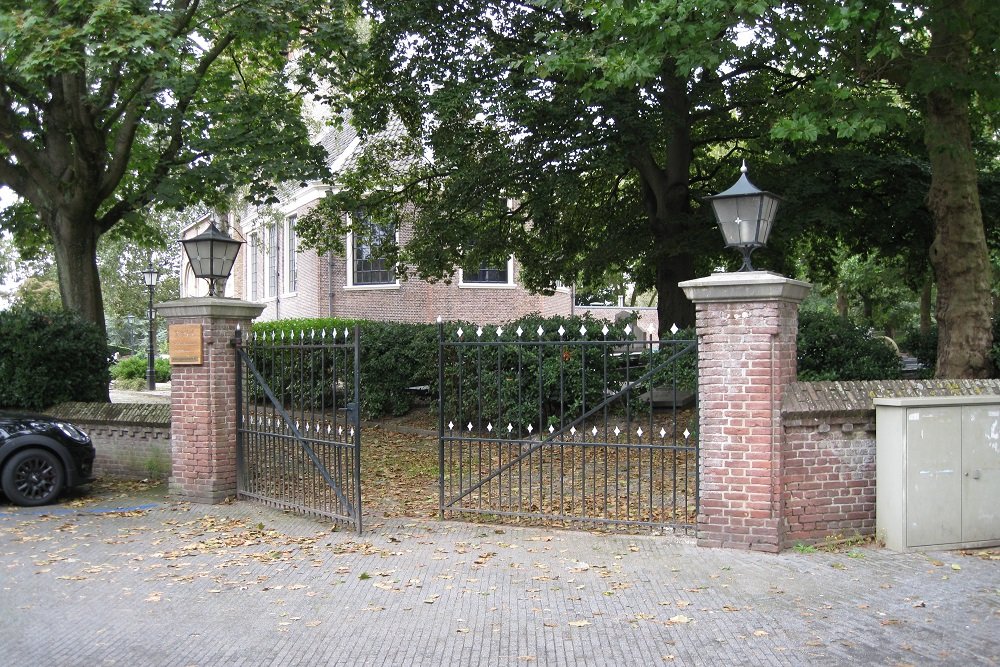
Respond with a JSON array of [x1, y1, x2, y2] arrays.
[[2, 448, 65, 506]]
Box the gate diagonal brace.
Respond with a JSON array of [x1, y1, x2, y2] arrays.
[[443, 340, 696, 509], [237, 348, 356, 521]]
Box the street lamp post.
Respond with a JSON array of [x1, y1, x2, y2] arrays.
[[704, 161, 783, 272], [142, 264, 160, 390]]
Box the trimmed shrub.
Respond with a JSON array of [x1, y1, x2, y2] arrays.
[[797, 310, 902, 381], [0, 308, 111, 410], [110, 355, 171, 383], [247, 314, 695, 423], [249, 318, 437, 420], [439, 313, 696, 429]]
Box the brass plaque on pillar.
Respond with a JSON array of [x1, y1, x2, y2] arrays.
[[169, 324, 203, 365]]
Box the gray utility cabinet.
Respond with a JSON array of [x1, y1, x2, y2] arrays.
[[875, 396, 1000, 552]]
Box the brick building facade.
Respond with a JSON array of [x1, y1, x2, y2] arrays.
[[179, 123, 583, 326]]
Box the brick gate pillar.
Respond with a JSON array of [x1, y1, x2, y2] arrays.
[[156, 297, 264, 503], [680, 272, 810, 552]]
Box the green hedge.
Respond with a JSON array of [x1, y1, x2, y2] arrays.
[[0, 308, 111, 410], [110, 355, 172, 383], [439, 313, 696, 429], [251, 309, 920, 419], [249, 314, 696, 422], [249, 318, 437, 420], [797, 310, 902, 381]]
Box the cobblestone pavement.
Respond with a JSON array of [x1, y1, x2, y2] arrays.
[[1, 488, 997, 666]]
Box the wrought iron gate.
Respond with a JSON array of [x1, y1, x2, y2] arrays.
[[234, 326, 362, 532], [438, 321, 698, 532]]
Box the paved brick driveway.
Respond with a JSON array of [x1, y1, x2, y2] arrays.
[[1, 487, 997, 666]]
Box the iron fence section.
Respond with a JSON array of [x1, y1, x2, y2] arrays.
[[235, 326, 362, 532], [438, 322, 698, 532]]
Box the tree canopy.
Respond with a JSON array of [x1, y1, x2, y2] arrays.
[[298, 0, 999, 376], [297, 0, 818, 330], [0, 0, 358, 340], [772, 0, 1000, 376]]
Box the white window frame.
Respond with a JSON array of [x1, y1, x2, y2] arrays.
[[265, 223, 280, 300], [248, 232, 259, 301], [285, 215, 298, 295], [344, 216, 400, 290], [458, 256, 516, 289]]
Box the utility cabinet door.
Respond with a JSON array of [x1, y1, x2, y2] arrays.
[[961, 406, 1000, 543], [905, 407, 962, 547]]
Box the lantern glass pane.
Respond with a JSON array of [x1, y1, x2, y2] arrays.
[[756, 194, 780, 246]]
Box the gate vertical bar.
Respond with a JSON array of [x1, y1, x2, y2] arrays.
[[437, 318, 445, 520], [234, 325, 245, 492], [352, 324, 363, 534]]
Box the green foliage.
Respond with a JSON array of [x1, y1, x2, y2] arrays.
[[359, 321, 438, 419], [773, 0, 1000, 378], [114, 377, 147, 392], [110, 355, 171, 383], [439, 313, 696, 429], [11, 271, 63, 313], [295, 0, 819, 327], [249, 318, 436, 420], [797, 311, 902, 381], [0, 308, 111, 410], [901, 325, 939, 376], [903, 317, 1000, 378], [0, 1, 361, 332]]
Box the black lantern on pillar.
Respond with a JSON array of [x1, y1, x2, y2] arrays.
[[141, 264, 160, 391], [704, 161, 782, 272], [180, 221, 243, 297]]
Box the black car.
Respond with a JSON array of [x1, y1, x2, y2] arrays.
[[0, 413, 96, 506]]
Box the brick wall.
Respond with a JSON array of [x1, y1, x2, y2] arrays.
[[328, 253, 571, 324], [779, 379, 1000, 547], [43, 403, 171, 479], [782, 409, 876, 546]]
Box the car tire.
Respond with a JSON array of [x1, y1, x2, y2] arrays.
[[2, 448, 65, 507]]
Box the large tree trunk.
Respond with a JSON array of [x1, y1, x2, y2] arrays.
[[654, 249, 695, 332], [836, 287, 850, 320], [925, 1, 992, 378], [48, 209, 111, 401], [49, 211, 107, 333]]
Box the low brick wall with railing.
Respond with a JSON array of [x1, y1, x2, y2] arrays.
[[781, 379, 1000, 548], [43, 402, 171, 480]]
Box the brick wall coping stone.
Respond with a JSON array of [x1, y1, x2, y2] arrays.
[[782, 379, 1000, 421], [156, 297, 265, 320], [43, 402, 170, 427], [679, 271, 811, 304]]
